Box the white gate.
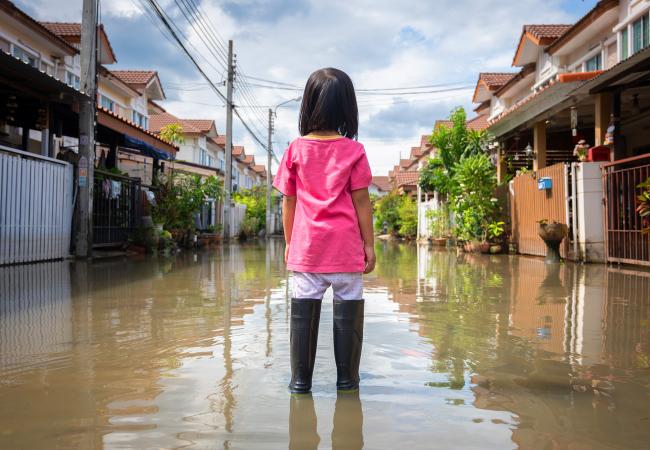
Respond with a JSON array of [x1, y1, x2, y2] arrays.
[[0, 145, 74, 265]]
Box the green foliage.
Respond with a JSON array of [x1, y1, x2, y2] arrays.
[[487, 221, 505, 240], [450, 153, 498, 241], [159, 123, 185, 144], [152, 173, 224, 236], [233, 185, 272, 237], [397, 196, 418, 237], [419, 157, 450, 195], [373, 191, 417, 238], [418, 107, 500, 242], [426, 207, 450, 238], [637, 178, 650, 235]]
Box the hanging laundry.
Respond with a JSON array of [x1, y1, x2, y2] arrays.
[[102, 178, 111, 199]]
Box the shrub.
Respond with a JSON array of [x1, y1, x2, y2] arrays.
[[374, 192, 417, 238], [233, 185, 272, 237]]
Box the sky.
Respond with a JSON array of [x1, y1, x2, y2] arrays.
[[17, 0, 597, 176]]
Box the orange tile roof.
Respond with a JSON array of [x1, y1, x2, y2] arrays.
[[40, 22, 116, 63], [479, 73, 518, 89], [548, 0, 618, 55], [242, 155, 255, 166], [252, 164, 266, 174], [371, 176, 391, 192], [523, 24, 572, 41], [39, 22, 81, 36], [111, 70, 157, 86], [183, 119, 215, 133], [208, 135, 226, 148], [467, 115, 489, 131], [399, 158, 413, 169], [409, 146, 422, 159], [396, 171, 419, 188], [233, 146, 245, 157], [150, 112, 203, 134]]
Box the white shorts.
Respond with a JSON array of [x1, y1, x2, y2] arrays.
[[291, 272, 363, 301]]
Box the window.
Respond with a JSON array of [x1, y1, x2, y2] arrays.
[[100, 94, 114, 112], [199, 148, 208, 166], [12, 45, 38, 67], [632, 15, 649, 54], [66, 71, 80, 90], [621, 28, 629, 60], [132, 111, 148, 129], [40, 61, 54, 75], [584, 53, 602, 72]]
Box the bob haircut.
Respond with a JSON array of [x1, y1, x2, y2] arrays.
[[299, 68, 358, 139]]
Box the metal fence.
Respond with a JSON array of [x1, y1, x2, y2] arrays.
[[602, 153, 650, 266], [509, 163, 569, 257], [0, 145, 73, 265], [93, 170, 142, 247]]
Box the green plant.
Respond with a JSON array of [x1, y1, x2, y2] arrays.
[[637, 178, 650, 235], [419, 157, 450, 195], [397, 196, 418, 238], [159, 123, 185, 144], [450, 153, 498, 241], [426, 207, 449, 238], [233, 185, 271, 236], [239, 215, 260, 240], [487, 221, 505, 241], [373, 192, 417, 238], [152, 173, 224, 241]]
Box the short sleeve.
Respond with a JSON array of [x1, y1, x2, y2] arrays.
[[272, 146, 296, 196], [350, 146, 372, 191]]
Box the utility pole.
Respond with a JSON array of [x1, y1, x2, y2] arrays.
[[223, 40, 234, 240], [75, 0, 98, 257], [266, 108, 273, 239]]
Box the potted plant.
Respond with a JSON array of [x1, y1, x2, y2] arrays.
[[486, 221, 505, 254], [537, 219, 568, 263], [427, 208, 449, 246]]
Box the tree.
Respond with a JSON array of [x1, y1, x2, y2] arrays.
[[160, 123, 185, 145]]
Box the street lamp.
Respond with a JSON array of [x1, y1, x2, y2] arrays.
[[266, 96, 302, 238]]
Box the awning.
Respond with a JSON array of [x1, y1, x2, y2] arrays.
[[123, 134, 174, 160]]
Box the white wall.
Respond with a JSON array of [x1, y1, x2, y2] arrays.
[[574, 162, 605, 263]]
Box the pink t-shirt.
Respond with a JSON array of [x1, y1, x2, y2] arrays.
[[273, 136, 372, 273]]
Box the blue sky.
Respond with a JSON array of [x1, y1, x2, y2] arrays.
[[17, 0, 598, 174]]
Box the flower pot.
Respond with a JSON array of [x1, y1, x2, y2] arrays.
[[538, 222, 568, 264], [478, 242, 491, 254], [489, 244, 502, 254]]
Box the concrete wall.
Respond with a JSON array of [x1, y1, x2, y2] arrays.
[[574, 162, 605, 263]]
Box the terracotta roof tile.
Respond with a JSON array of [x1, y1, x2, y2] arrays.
[[524, 24, 572, 40], [479, 73, 518, 89], [39, 22, 81, 36], [399, 158, 413, 169], [396, 171, 419, 188], [111, 70, 157, 86], [252, 164, 266, 174], [467, 115, 489, 131], [409, 146, 422, 159], [233, 146, 245, 157], [150, 112, 202, 134], [242, 155, 255, 166], [371, 176, 391, 192], [182, 119, 215, 133]]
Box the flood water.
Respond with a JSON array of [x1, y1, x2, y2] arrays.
[[1, 241, 650, 449]]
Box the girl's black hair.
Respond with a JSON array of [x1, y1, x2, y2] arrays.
[[299, 68, 358, 139]]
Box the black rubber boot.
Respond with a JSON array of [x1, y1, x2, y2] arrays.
[[333, 299, 364, 391], [289, 298, 322, 393]]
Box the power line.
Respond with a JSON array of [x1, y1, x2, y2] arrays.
[[143, 0, 273, 159]]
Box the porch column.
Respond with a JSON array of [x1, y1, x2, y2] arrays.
[[594, 93, 611, 146], [496, 146, 507, 183], [533, 121, 547, 171]]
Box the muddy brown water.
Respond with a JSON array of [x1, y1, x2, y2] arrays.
[[1, 241, 649, 449]]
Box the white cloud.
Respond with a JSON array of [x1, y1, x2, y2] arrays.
[[18, 0, 587, 175]]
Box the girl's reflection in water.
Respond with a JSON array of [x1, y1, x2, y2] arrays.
[[288, 392, 364, 450]]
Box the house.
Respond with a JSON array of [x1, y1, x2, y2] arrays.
[[0, 0, 178, 260], [369, 176, 391, 197], [471, 0, 650, 265]]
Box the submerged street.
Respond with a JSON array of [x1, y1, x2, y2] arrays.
[[1, 241, 649, 449]]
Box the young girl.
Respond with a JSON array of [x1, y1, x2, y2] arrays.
[[273, 67, 375, 394]]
